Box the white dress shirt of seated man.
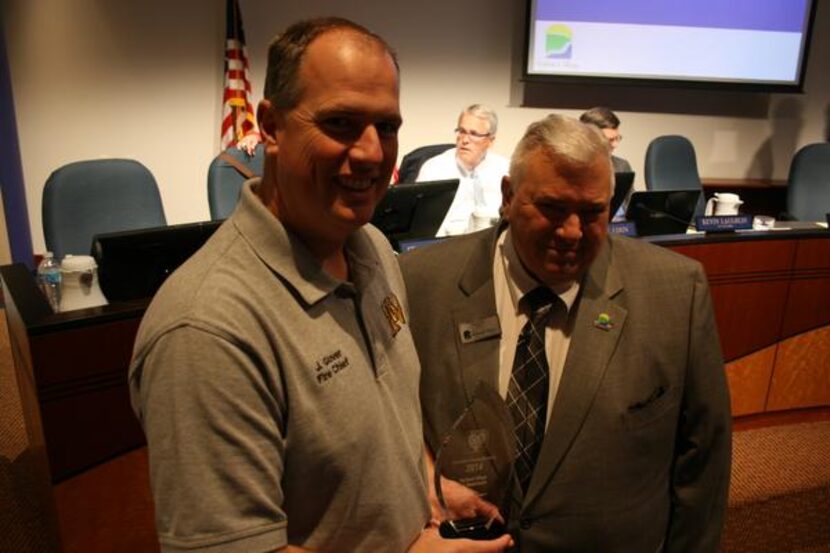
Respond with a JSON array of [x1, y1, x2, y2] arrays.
[[418, 105, 509, 236]]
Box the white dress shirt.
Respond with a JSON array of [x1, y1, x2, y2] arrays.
[[492, 228, 580, 429], [416, 148, 509, 236]]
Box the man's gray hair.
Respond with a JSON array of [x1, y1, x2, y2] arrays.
[[459, 104, 499, 135], [509, 114, 613, 189]]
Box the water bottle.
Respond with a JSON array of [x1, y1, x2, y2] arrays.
[[37, 252, 62, 312]]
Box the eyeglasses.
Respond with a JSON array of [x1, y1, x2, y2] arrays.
[[454, 127, 492, 142], [607, 134, 623, 145]]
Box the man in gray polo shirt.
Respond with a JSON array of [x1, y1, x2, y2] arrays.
[[129, 17, 510, 553]]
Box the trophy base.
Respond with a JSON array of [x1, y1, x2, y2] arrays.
[[439, 517, 507, 540]]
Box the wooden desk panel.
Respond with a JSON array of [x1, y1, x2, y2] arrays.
[[708, 280, 790, 362], [781, 238, 830, 339], [670, 239, 795, 276], [793, 238, 830, 270], [0, 264, 147, 482], [662, 230, 830, 415], [767, 327, 830, 411], [782, 277, 830, 339], [724, 346, 776, 417], [30, 317, 140, 388], [39, 371, 143, 484], [670, 239, 795, 362]]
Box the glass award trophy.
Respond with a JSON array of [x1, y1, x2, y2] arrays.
[[434, 381, 517, 540]]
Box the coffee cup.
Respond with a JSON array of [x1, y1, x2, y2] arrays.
[[59, 255, 109, 311]]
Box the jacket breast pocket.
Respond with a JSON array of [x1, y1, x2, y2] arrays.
[[621, 385, 679, 430]]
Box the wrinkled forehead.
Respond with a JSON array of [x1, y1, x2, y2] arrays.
[[457, 113, 491, 133], [302, 28, 397, 72], [521, 149, 613, 198], [293, 29, 399, 96]]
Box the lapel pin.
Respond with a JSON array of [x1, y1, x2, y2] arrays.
[[594, 313, 613, 331]]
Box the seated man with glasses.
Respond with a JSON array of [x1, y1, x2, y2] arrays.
[[417, 104, 509, 236], [579, 106, 632, 174], [580, 106, 633, 220]]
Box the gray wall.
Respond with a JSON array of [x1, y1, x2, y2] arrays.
[[4, 0, 829, 253]]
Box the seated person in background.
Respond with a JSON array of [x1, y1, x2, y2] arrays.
[[579, 107, 631, 173], [580, 106, 632, 219], [417, 104, 509, 236]]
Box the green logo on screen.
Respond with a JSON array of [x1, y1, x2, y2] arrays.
[[545, 24, 572, 59]]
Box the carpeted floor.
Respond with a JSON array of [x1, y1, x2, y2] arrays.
[[722, 421, 830, 552]]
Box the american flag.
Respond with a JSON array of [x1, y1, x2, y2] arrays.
[[220, 0, 255, 150]]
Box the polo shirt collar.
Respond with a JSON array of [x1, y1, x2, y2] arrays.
[[231, 179, 379, 307]]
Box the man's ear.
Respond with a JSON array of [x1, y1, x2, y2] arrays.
[[257, 99, 282, 148], [500, 175, 513, 220]]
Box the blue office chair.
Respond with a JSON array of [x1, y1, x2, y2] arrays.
[[42, 159, 167, 260], [207, 144, 265, 220], [644, 135, 705, 216], [397, 143, 454, 183], [786, 142, 830, 221]]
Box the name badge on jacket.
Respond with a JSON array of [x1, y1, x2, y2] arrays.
[[459, 316, 501, 344]]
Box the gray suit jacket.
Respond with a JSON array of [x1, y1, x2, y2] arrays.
[[400, 227, 731, 553]]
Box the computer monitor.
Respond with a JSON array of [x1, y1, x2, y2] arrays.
[[91, 220, 222, 302], [371, 179, 458, 251], [625, 189, 702, 236], [609, 171, 635, 221]]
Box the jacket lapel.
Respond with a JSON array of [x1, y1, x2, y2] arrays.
[[524, 237, 628, 507], [452, 227, 503, 405]]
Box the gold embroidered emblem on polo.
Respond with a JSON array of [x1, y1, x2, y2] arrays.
[[381, 293, 406, 336]]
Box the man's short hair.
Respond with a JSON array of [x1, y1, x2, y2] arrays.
[[460, 104, 499, 135], [263, 17, 398, 109], [510, 114, 612, 188], [579, 106, 621, 130]]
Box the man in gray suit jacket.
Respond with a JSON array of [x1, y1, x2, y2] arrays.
[[400, 114, 731, 552]]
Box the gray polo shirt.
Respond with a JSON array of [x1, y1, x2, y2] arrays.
[[129, 180, 429, 552]]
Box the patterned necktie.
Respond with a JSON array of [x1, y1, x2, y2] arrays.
[[507, 286, 558, 494]]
